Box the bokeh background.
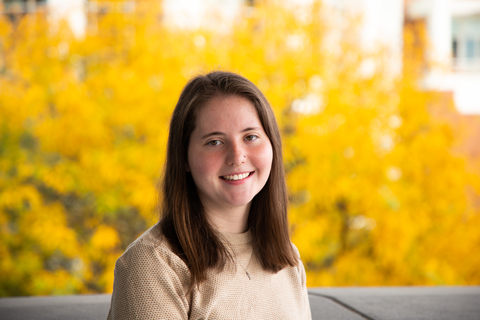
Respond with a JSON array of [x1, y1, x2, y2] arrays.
[[1, 0, 480, 297]]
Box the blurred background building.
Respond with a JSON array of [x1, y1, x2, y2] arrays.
[[407, 0, 480, 115]]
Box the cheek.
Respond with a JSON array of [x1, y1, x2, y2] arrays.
[[255, 143, 273, 174], [189, 151, 219, 178]]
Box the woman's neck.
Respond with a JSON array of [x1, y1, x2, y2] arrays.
[[205, 203, 251, 234]]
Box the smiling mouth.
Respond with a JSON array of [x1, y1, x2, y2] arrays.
[[220, 172, 253, 181]]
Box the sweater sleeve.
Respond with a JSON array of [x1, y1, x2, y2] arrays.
[[299, 258, 312, 320], [292, 243, 312, 320], [106, 241, 191, 320]]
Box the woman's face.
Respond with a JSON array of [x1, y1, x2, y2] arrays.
[[187, 95, 273, 215]]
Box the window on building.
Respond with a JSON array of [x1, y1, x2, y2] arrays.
[[452, 14, 480, 71], [452, 38, 458, 58], [466, 38, 475, 59]]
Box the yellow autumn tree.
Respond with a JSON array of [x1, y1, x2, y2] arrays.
[[0, 0, 478, 296]]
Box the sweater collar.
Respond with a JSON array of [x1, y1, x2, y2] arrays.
[[219, 229, 252, 246]]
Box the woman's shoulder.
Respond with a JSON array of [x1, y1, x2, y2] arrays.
[[122, 224, 164, 252], [289, 242, 307, 285], [291, 242, 303, 263], [116, 225, 190, 279], [108, 225, 192, 319]]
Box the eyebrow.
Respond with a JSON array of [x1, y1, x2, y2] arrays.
[[200, 127, 261, 139]]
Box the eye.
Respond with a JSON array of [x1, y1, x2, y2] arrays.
[[207, 140, 222, 146], [245, 135, 258, 141]]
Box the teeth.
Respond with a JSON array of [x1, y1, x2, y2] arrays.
[[223, 172, 250, 181]]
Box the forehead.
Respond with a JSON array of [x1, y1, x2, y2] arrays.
[[194, 95, 262, 131]]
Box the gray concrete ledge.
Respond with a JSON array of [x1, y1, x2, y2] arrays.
[[309, 286, 480, 320], [0, 294, 111, 320], [0, 286, 478, 319]]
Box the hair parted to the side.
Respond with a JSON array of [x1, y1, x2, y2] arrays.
[[157, 71, 298, 291]]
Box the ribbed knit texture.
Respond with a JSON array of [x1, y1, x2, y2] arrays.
[[107, 226, 312, 320]]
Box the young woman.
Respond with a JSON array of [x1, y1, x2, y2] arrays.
[[107, 71, 311, 320]]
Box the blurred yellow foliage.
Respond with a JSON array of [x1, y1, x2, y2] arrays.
[[0, 0, 479, 296]]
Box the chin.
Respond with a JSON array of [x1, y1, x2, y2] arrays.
[[227, 196, 255, 207]]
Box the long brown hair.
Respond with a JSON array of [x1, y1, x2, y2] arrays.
[[158, 71, 297, 289]]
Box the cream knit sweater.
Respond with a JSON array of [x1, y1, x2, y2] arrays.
[[107, 226, 311, 320]]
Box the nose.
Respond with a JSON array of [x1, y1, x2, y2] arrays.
[[226, 142, 246, 168]]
